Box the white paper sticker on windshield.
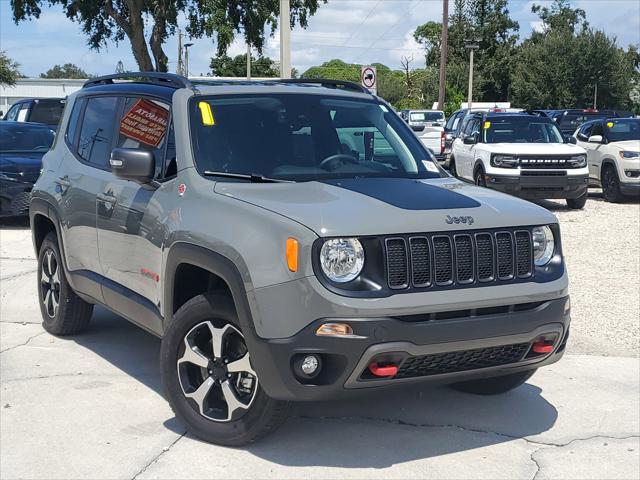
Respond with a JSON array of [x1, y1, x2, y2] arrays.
[[423, 160, 439, 173]]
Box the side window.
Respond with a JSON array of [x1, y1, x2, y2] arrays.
[[78, 96, 118, 168], [65, 98, 84, 148], [591, 123, 604, 138], [577, 123, 593, 141], [115, 97, 171, 179], [5, 103, 21, 121], [17, 103, 30, 122]]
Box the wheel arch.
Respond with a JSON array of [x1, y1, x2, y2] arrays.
[[473, 159, 486, 177], [600, 157, 618, 175]]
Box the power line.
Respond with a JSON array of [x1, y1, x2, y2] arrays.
[[341, 0, 382, 47]]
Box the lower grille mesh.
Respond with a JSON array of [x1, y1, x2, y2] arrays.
[[394, 343, 531, 379]]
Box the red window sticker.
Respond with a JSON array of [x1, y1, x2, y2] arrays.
[[119, 98, 169, 147]]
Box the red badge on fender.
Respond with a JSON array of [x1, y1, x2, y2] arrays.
[[178, 183, 186, 196]]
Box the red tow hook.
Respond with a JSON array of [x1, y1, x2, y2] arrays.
[[532, 341, 554, 354], [368, 362, 399, 377]]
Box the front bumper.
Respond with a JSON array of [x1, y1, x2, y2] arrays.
[[246, 296, 570, 401], [619, 181, 640, 196], [485, 172, 588, 199]]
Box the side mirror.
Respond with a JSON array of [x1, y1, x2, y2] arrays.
[[110, 148, 155, 183], [566, 136, 577, 145], [463, 134, 477, 145], [588, 135, 603, 143], [411, 124, 425, 132]]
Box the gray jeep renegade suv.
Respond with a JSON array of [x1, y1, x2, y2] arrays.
[[30, 73, 570, 446]]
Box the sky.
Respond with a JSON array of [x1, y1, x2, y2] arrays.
[[1, 0, 638, 78]]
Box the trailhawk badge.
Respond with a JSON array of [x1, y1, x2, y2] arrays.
[[445, 215, 474, 225]]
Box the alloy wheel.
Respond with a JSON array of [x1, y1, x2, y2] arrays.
[[40, 249, 61, 318], [177, 321, 258, 422]]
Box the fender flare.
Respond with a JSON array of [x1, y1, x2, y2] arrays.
[[473, 159, 486, 178]]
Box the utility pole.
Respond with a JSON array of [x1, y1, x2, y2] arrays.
[[280, 0, 291, 78], [247, 43, 252, 80], [184, 43, 194, 78], [465, 40, 479, 109], [437, 0, 449, 111], [177, 31, 184, 76], [594, 83, 598, 109]]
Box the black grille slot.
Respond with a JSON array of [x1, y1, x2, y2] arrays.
[[409, 237, 431, 287], [515, 231, 533, 278], [475, 233, 494, 281], [385, 238, 408, 289], [454, 235, 474, 284], [432, 236, 454, 285], [394, 343, 530, 379], [495, 232, 514, 280]]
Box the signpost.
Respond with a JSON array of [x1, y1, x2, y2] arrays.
[[361, 65, 377, 95]]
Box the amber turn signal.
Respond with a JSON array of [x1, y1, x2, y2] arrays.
[[286, 237, 299, 272], [316, 323, 354, 337]]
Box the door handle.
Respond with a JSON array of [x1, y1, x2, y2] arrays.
[[97, 193, 117, 205], [55, 177, 71, 188]]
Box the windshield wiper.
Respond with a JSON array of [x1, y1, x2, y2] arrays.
[[203, 171, 290, 183]]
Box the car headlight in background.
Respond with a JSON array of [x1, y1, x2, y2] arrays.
[[619, 151, 640, 159], [532, 226, 555, 266], [491, 154, 519, 168], [320, 238, 365, 283], [567, 154, 587, 168]]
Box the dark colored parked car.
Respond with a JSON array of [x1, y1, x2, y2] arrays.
[[0, 122, 53, 217], [544, 109, 620, 139], [3, 98, 66, 130]]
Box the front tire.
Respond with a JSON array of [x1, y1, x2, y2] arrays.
[[161, 294, 291, 446], [474, 167, 487, 187], [37, 232, 93, 335], [601, 165, 624, 203], [566, 191, 588, 209], [449, 157, 458, 177], [450, 369, 536, 395]]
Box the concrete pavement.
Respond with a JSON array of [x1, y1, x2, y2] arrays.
[[1, 216, 639, 479]]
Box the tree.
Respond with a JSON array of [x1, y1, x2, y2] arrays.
[[210, 54, 278, 77], [414, 21, 442, 68], [11, 0, 324, 72], [531, 0, 587, 34], [40, 63, 91, 79], [0, 51, 20, 86]]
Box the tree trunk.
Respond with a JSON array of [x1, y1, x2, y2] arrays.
[[106, 0, 155, 72], [150, 1, 170, 72]]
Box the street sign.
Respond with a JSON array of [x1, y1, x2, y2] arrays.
[[361, 65, 377, 94]]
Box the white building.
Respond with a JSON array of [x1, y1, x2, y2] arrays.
[[0, 78, 86, 116]]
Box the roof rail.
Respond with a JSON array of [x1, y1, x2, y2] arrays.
[[83, 72, 192, 90], [272, 78, 370, 94]]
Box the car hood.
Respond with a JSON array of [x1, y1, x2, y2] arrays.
[[479, 143, 586, 155], [610, 140, 640, 151], [214, 177, 557, 237], [0, 152, 44, 174]]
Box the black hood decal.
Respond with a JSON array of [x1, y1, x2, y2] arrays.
[[321, 178, 481, 210]]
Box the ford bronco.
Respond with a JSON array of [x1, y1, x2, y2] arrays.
[[30, 73, 570, 446]]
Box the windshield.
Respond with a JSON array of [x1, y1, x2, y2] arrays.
[[0, 124, 55, 152], [606, 119, 640, 142], [483, 117, 564, 144], [410, 111, 444, 122], [190, 94, 442, 182]]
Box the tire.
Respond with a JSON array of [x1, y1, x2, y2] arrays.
[[601, 165, 624, 203], [450, 369, 536, 395], [161, 294, 292, 446], [37, 232, 93, 335], [566, 191, 588, 209], [449, 157, 458, 177], [474, 167, 487, 187]]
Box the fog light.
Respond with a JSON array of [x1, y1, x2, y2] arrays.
[[301, 355, 319, 375]]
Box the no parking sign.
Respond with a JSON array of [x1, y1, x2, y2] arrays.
[[361, 65, 377, 95]]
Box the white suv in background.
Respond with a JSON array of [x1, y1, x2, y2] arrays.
[[450, 112, 589, 209], [574, 117, 640, 202], [401, 109, 446, 163]]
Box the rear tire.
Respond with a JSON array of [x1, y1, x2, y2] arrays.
[[566, 191, 588, 209], [601, 165, 624, 203], [161, 294, 291, 446], [450, 370, 536, 395], [37, 232, 93, 335]]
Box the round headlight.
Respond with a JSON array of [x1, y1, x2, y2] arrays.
[[532, 226, 555, 266], [320, 238, 365, 283]]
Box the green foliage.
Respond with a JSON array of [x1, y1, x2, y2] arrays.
[[40, 63, 91, 79], [10, 0, 324, 72], [414, 21, 442, 68], [210, 54, 278, 77], [0, 51, 20, 86]]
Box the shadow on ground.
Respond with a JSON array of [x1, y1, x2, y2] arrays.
[[71, 307, 559, 469], [534, 189, 640, 211], [0, 217, 31, 229]]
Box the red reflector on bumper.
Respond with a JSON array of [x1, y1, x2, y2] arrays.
[[532, 342, 554, 354], [368, 363, 399, 377]]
